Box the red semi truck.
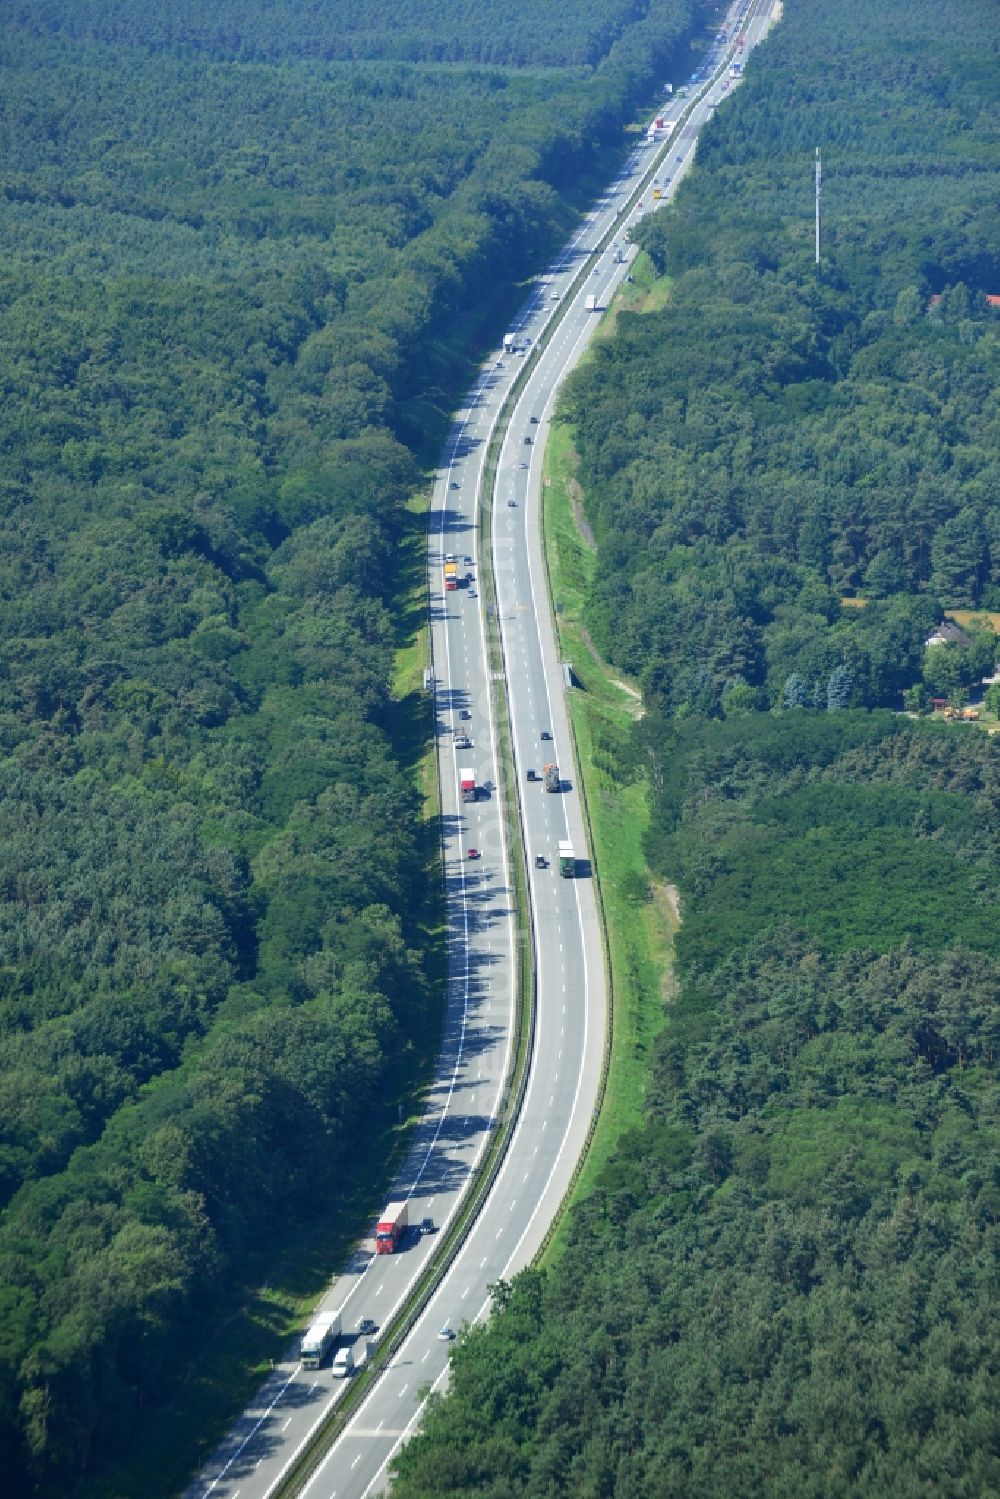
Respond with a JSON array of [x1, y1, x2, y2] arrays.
[[460, 768, 476, 803], [375, 1200, 408, 1253]]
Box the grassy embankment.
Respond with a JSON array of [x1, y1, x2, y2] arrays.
[[538, 281, 678, 1249]]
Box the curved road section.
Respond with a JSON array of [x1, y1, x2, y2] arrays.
[[183, 5, 773, 1497]]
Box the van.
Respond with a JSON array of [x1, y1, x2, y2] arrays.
[[332, 1345, 354, 1378]]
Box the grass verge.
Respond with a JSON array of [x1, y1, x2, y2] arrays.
[[538, 420, 677, 1263]]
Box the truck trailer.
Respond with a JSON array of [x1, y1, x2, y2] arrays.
[[558, 841, 575, 878], [543, 763, 560, 792], [444, 560, 459, 590], [301, 1309, 342, 1367], [460, 768, 476, 803], [375, 1201, 408, 1253]]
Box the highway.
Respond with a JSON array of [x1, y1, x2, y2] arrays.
[[183, 5, 774, 1497]]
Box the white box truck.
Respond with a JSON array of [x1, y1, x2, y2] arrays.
[[301, 1309, 341, 1367]]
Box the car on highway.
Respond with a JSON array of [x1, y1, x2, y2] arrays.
[[540, 730, 552, 741], [459, 709, 471, 719], [468, 588, 477, 598], [420, 1217, 436, 1234], [519, 462, 529, 470], [523, 435, 532, 444], [526, 768, 538, 781], [358, 1319, 378, 1337], [467, 848, 479, 860], [535, 854, 547, 869], [529, 416, 539, 424], [508, 496, 518, 504], [438, 1325, 456, 1341], [450, 482, 460, 489], [464, 555, 473, 564]]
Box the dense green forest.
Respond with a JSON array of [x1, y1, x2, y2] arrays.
[[7, 0, 685, 68], [391, 0, 1000, 1494], [558, 0, 1000, 717], [395, 716, 1000, 1498], [0, 1, 703, 1491]]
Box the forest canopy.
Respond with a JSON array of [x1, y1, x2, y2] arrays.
[[558, 0, 1000, 719], [5, 0, 682, 67]]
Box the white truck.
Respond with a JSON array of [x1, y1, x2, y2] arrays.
[[558, 841, 575, 878], [301, 1309, 341, 1368], [331, 1344, 355, 1378], [585, 294, 600, 312]]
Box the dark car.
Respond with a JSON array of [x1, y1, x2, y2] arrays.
[[523, 435, 532, 444], [358, 1318, 378, 1336], [526, 768, 538, 781], [540, 730, 552, 741], [530, 416, 540, 424], [459, 709, 472, 719], [535, 854, 547, 869], [421, 1217, 436, 1234]]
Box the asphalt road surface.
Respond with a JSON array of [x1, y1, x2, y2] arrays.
[[183, 5, 774, 1496]]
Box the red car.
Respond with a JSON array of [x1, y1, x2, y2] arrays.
[[467, 848, 479, 860]]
